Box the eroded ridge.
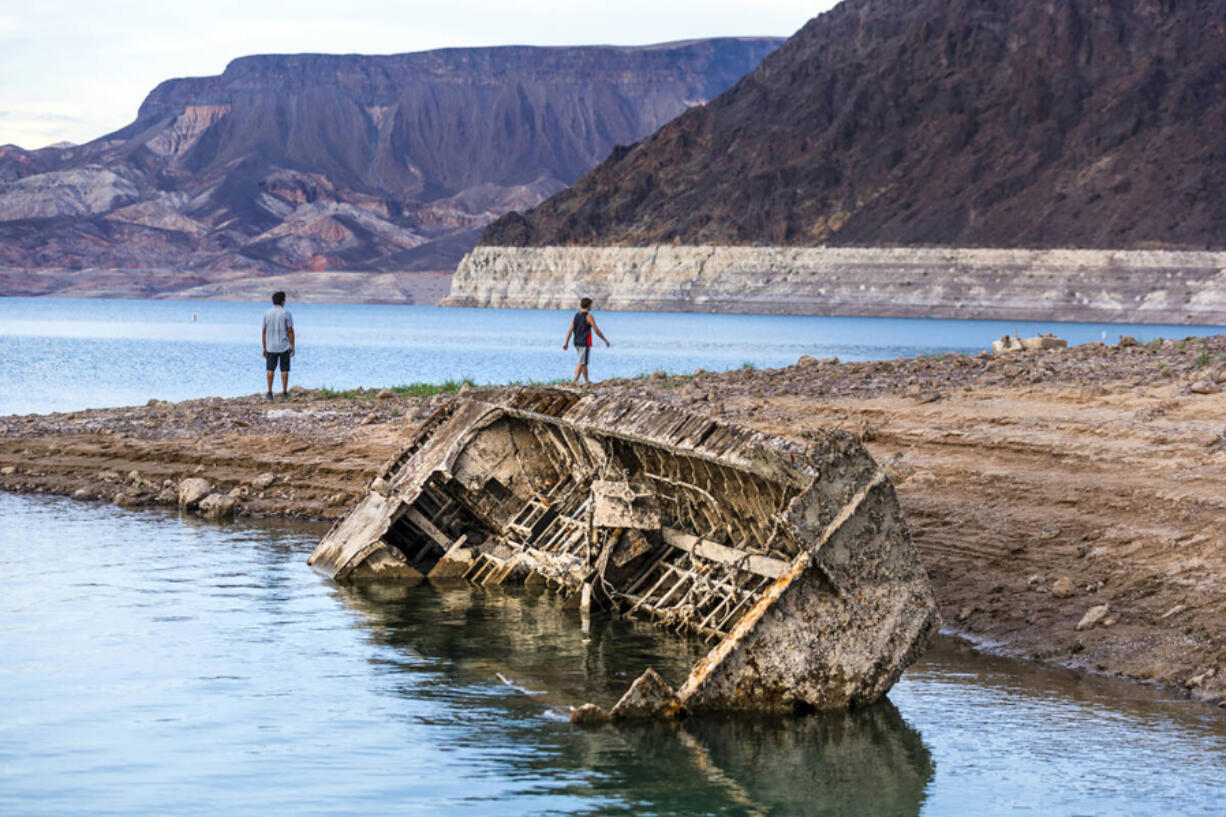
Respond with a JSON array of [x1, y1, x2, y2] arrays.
[[308, 387, 938, 717]]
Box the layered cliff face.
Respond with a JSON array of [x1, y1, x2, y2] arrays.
[[482, 0, 1226, 250], [444, 246, 1226, 324], [0, 39, 781, 281]]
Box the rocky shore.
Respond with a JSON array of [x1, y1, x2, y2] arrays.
[[3, 337, 1225, 708]]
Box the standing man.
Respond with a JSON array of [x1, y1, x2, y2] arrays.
[[262, 291, 295, 401], [562, 297, 610, 385]]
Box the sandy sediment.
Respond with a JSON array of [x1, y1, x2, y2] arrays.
[[3, 338, 1226, 708]]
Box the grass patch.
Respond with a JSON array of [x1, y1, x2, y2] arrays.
[[317, 378, 477, 400], [741, 361, 757, 371], [388, 378, 477, 397], [1196, 347, 1212, 367], [1145, 338, 1164, 351]]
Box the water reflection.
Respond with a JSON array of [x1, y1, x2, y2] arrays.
[[337, 580, 934, 817], [3, 493, 1223, 816]]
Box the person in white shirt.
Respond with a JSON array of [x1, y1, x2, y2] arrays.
[[261, 291, 295, 400]]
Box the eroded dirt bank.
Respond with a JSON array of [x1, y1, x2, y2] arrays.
[[3, 338, 1225, 707]]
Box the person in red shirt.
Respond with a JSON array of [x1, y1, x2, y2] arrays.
[[562, 297, 610, 385]]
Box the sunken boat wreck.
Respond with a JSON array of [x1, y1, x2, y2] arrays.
[[309, 387, 938, 719]]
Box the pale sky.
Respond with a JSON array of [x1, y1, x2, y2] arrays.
[[0, 1, 837, 149]]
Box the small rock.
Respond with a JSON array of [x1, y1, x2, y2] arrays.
[[1118, 336, 1140, 348], [570, 703, 611, 725], [1189, 380, 1219, 395], [198, 493, 237, 520], [1188, 669, 1216, 688], [250, 472, 277, 491], [146, 398, 159, 407], [99, 470, 121, 482], [326, 492, 348, 507], [72, 488, 91, 499], [177, 477, 212, 509], [126, 469, 141, 484], [113, 492, 143, 508], [228, 486, 248, 499], [797, 355, 818, 366], [0, 466, 15, 476], [1039, 526, 1061, 541], [957, 606, 974, 622], [376, 389, 396, 400], [1027, 574, 1043, 587], [916, 391, 941, 404], [359, 412, 379, 426], [1051, 576, 1077, 598], [155, 487, 178, 503], [1076, 604, 1111, 631], [1160, 604, 1188, 620], [650, 370, 668, 380]]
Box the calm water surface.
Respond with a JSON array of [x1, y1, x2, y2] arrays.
[[2, 297, 1224, 415], [1, 492, 1223, 816]]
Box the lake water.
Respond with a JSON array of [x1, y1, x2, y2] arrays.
[[1, 492, 1223, 816], [1, 297, 1224, 416]]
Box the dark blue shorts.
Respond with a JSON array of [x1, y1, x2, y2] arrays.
[[266, 350, 291, 372]]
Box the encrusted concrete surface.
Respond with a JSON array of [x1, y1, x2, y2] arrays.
[[443, 245, 1226, 324], [309, 387, 939, 716]]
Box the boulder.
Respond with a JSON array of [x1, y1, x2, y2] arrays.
[[177, 477, 212, 509], [198, 493, 237, 520]]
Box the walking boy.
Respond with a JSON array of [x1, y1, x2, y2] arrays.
[[562, 297, 610, 385], [262, 291, 295, 400]]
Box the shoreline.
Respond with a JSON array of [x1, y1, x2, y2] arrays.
[[3, 339, 1226, 708]]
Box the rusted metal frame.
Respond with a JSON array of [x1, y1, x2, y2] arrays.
[[627, 556, 685, 613], [695, 561, 761, 632], [622, 543, 675, 597], [711, 575, 773, 632], [642, 556, 707, 612]]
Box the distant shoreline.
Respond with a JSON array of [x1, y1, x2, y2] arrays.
[[0, 268, 454, 305]]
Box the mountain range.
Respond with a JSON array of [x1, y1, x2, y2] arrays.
[[0, 38, 781, 283]]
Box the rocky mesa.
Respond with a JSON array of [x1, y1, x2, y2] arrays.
[[0, 38, 781, 299]]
